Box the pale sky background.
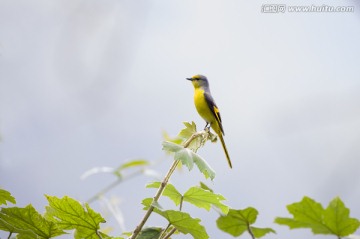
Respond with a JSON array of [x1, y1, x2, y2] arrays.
[[1, 1, 360, 239]]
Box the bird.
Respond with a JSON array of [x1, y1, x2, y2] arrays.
[[186, 74, 232, 168]]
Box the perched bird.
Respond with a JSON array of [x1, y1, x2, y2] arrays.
[[186, 74, 232, 168]]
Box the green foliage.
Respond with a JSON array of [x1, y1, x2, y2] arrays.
[[114, 159, 150, 177], [0, 204, 65, 238], [137, 227, 163, 239], [0, 189, 16, 206], [142, 198, 208, 239], [0, 189, 115, 239], [166, 122, 197, 149], [45, 195, 106, 239], [117, 159, 149, 171], [183, 187, 228, 214], [161, 122, 218, 180], [162, 141, 215, 180], [199, 182, 213, 193], [275, 196, 360, 237], [143, 180, 229, 239], [147, 182, 229, 214], [2, 123, 359, 239], [217, 207, 275, 238], [166, 121, 217, 152], [156, 210, 208, 239], [147, 182, 182, 206]]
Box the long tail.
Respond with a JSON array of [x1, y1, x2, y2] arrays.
[[218, 133, 232, 168]]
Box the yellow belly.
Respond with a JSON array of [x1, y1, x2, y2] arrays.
[[194, 89, 214, 123]]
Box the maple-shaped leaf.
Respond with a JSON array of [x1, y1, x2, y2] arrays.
[[275, 196, 360, 237], [183, 186, 229, 214], [155, 210, 208, 239], [165, 122, 200, 150], [141, 198, 208, 239], [217, 208, 275, 238], [146, 183, 228, 214], [45, 195, 106, 239], [146, 182, 182, 206], [0, 189, 16, 206], [162, 141, 215, 180], [0, 205, 65, 238]]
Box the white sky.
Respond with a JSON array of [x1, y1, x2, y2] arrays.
[[1, 1, 360, 238]]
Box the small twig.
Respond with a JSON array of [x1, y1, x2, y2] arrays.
[[8, 232, 12, 239], [129, 160, 179, 239], [159, 223, 172, 239], [162, 227, 177, 239], [129, 131, 204, 239], [179, 196, 184, 211]]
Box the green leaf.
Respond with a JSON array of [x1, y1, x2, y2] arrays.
[[141, 198, 153, 210], [178, 122, 197, 140], [154, 209, 208, 239], [199, 182, 213, 193], [183, 186, 229, 214], [0, 205, 65, 238], [251, 227, 276, 238], [162, 141, 184, 153], [0, 217, 18, 234], [164, 122, 215, 153], [137, 227, 163, 239], [165, 122, 198, 147], [323, 197, 360, 236], [142, 197, 208, 239], [274, 196, 360, 237], [162, 122, 195, 146], [45, 195, 106, 239], [275, 196, 330, 234], [178, 122, 204, 151], [162, 141, 216, 180], [117, 159, 149, 171], [146, 182, 182, 206], [0, 189, 16, 206], [113, 159, 149, 177], [141, 198, 163, 211], [98, 231, 124, 239], [217, 208, 275, 238], [190, 152, 216, 180], [174, 148, 194, 170]]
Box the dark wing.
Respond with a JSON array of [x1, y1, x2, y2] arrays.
[[204, 91, 225, 135]]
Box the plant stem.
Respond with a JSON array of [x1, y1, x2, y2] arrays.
[[162, 228, 177, 239], [129, 160, 179, 239], [129, 131, 204, 239], [159, 224, 172, 239], [247, 222, 255, 239]]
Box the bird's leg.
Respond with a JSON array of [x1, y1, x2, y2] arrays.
[[204, 122, 211, 132]]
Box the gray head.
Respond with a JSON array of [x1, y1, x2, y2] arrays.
[[186, 74, 210, 89]]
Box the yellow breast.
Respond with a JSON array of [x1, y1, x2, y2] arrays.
[[194, 88, 214, 123]]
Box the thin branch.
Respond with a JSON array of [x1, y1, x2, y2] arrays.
[[129, 131, 204, 239], [159, 223, 172, 239], [129, 160, 179, 239], [162, 227, 177, 239]]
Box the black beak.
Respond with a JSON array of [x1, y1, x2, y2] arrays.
[[186, 77, 193, 81]]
